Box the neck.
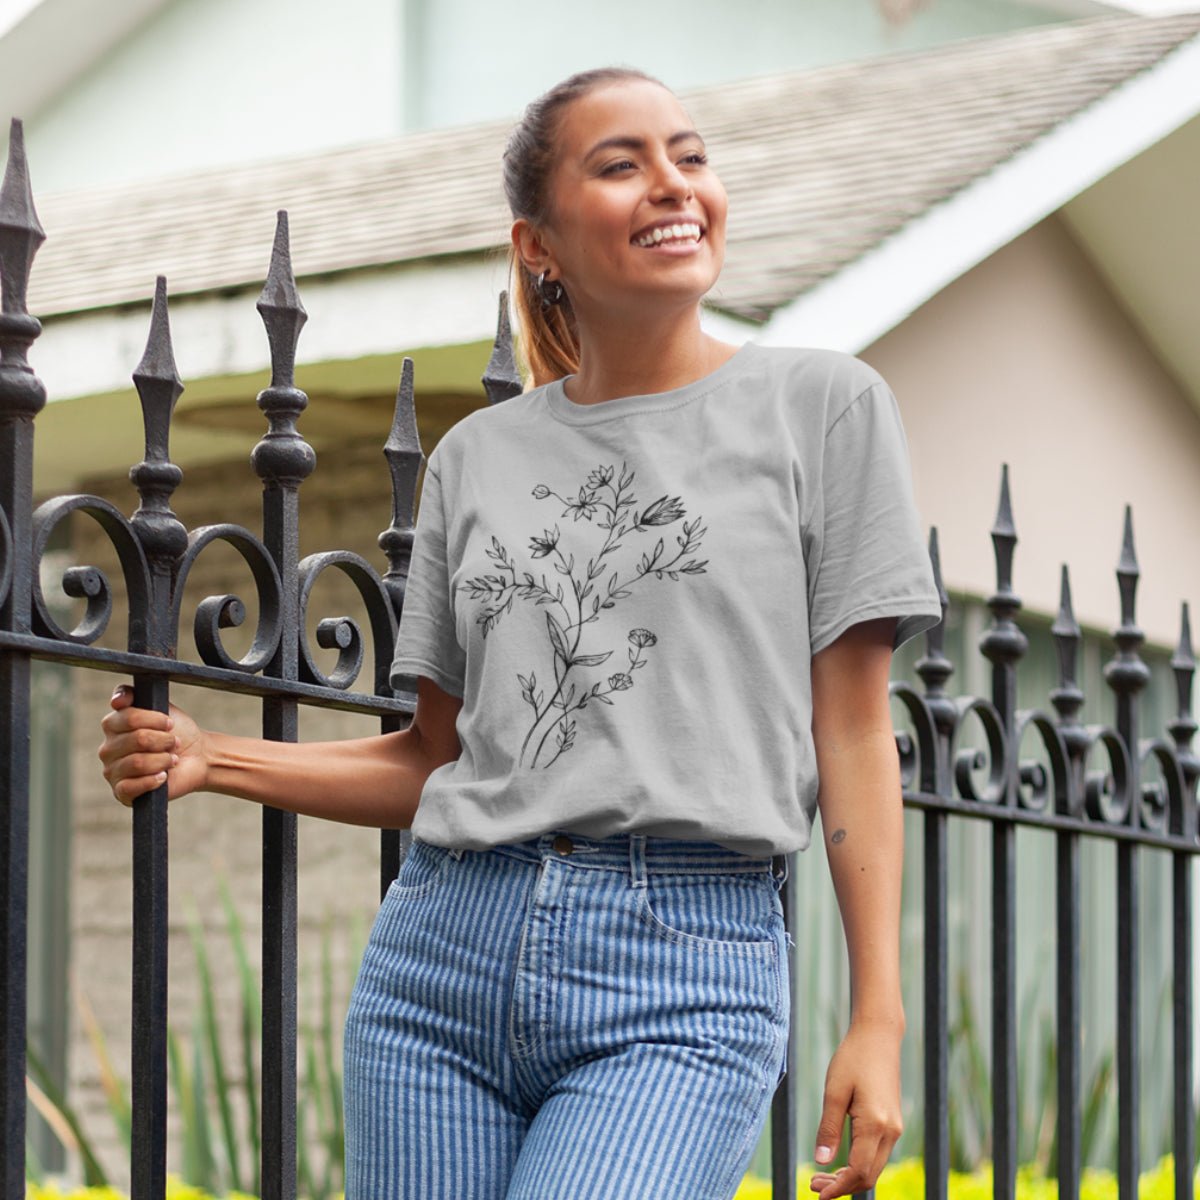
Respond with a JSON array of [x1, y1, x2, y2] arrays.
[[563, 306, 737, 406]]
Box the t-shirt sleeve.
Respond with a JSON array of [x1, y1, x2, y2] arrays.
[[389, 463, 467, 698], [805, 380, 942, 655]]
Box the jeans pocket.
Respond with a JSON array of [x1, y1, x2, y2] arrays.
[[634, 871, 782, 952], [384, 840, 454, 902]]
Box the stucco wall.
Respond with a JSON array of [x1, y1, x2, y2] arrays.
[[861, 213, 1200, 649]]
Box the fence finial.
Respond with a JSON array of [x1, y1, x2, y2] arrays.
[[1051, 565, 1081, 700], [379, 356, 425, 614], [981, 465, 1027, 673], [0, 118, 44, 320], [481, 291, 523, 405], [1050, 563, 1086, 733], [257, 210, 307, 390], [1103, 506, 1150, 740], [129, 276, 186, 567], [915, 527, 952, 693], [251, 211, 315, 487], [991, 463, 1017, 596], [1169, 603, 1198, 796], [1115, 505, 1140, 630]]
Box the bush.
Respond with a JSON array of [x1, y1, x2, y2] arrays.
[[24, 1157, 1199, 1200]]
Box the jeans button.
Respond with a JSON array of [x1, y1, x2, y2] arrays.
[[552, 835, 574, 856]]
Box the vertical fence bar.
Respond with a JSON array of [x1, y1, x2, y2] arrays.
[[0, 118, 44, 1200], [1169, 605, 1197, 1200], [128, 277, 186, 1200], [1106, 509, 1149, 1200], [1051, 567, 1086, 1200], [979, 468, 1026, 1200], [252, 212, 314, 1200], [772, 861, 798, 1200], [915, 530, 954, 1200], [379, 355, 423, 895]]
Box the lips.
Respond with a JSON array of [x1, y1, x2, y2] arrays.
[[632, 221, 703, 248]]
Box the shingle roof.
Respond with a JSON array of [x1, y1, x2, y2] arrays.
[[27, 12, 1200, 324]]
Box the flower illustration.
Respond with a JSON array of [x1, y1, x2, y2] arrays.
[[634, 495, 685, 529], [528, 527, 560, 559], [458, 462, 707, 768], [564, 486, 599, 522]]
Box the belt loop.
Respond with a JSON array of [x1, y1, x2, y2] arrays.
[[772, 853, 789, 886], [629, 835, 648, 888]]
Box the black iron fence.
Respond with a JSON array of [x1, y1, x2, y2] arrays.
[[2, 119, 1199, 1200]]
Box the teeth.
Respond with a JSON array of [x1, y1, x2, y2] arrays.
[[634, 222, 702, 248]]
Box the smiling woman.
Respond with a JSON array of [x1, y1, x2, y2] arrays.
[[503, 68, 731, 394], [99, 66, 941, 1200]]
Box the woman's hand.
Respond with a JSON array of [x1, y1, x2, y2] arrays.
[[99, 685, 209, 805], [809, 1018, 904, 1199]]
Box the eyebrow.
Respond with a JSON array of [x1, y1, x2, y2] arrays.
[[583, 131, 704, 161]]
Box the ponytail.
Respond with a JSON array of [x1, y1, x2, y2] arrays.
[[509, 248, 580, 388]]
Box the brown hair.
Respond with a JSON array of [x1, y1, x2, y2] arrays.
[[503, 67, 664, 388]]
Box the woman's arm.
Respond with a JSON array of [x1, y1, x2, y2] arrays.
[[808, 617, 905, 1200], [98, 676, 462, 828]]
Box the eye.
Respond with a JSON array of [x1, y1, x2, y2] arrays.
[[599, 159, 637, 176], [680, 151, 708, 167]]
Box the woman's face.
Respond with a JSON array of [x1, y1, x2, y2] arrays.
[[519, 79, 728, 323]]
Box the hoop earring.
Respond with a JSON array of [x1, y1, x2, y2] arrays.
[[538, 271, 565, 308]]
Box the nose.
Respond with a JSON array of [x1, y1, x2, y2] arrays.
[[648, 156, 692, 203]]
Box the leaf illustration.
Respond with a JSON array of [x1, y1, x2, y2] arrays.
[[572, 651, 613, 668], [546, 612, 570, 662]]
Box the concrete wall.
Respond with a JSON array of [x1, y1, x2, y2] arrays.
[[861, 213, 1200, 649]]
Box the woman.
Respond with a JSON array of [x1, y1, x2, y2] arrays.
[[101, 68, 940, 1200]]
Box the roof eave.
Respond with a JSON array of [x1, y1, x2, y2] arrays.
[[755, 27, 1200, 375]]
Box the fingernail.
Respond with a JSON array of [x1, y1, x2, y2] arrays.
[[171, 755, 179, 766], [112, 685, 127, 699], [815, 1146, 833, 1165]]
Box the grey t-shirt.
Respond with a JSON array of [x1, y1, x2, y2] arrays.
[[391, 344, 941, 856]]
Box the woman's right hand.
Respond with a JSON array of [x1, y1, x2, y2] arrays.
[[99, 684, 210, 805]]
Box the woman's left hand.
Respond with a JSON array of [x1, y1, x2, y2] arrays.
[[806, 1017, 902, 1195], [809, 1017, 904, 1199]]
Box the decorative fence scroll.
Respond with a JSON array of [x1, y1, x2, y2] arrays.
[[0, 117, 1198, 1200]]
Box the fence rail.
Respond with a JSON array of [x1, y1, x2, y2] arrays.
[[1, 120, 1198, 1200]]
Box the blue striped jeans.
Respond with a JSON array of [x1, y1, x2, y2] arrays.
[[343, 832, 790, 1199]]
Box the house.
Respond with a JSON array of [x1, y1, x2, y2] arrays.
[[14, 3, 1200, 1182]]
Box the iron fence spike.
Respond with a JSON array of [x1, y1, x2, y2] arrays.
[[133, 276, 183, 396], [989, 464, 1017, 595], [1173, 602, 1194, 674], [0, 118, 45, 317], [1051, 564, 1082, 699], [1116, 506, 1140, 628], [379, 357, 425, 615], [256, 210, 307, 390], [1051, 564, 1080, 641], [129, 277, 186, 567], [384, 357, 423, 530], [481, 290, 523, 405]]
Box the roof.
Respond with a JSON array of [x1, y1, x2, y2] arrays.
[[26, 12, 1200, 324]]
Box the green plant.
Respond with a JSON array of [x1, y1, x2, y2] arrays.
[[25, 880, 364, 1199]]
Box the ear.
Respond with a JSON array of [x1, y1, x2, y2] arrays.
[[512, 219, 557, 279]]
